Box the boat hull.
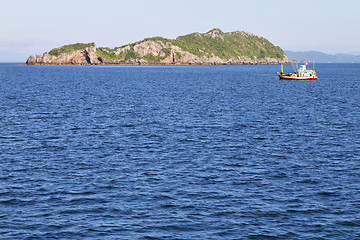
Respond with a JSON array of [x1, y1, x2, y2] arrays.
[[278, 74, 317, 81]]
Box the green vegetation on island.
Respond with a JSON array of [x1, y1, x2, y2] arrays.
[[49, 42, 95, 57], [171, 29, 284, 60]]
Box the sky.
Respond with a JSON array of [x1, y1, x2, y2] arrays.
[[1, 0, 360, 62]]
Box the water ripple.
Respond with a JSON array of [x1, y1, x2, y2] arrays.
[[0, 63, 359, 239]]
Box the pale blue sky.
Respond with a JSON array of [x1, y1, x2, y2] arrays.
[[1, 0, 359, 61]]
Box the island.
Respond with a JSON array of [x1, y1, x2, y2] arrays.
[[26, 28, 291, 65]]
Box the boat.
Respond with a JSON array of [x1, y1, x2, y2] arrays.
[[278, 62, 317, 80]]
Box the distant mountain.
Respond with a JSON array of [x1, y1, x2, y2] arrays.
[[285, 51, 360, 63]]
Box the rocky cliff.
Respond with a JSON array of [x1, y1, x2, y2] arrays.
[[26, 46, 100, 65], [27, 29, 291, 65]]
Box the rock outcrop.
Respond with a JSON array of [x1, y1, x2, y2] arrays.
[[27, 29, 292, 65], [26, 46, 100, 65]]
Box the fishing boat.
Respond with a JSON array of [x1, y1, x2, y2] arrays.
[[278, 62, 317, 80]]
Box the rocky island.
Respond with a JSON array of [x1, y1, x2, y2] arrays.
[[26, 29, 291, 65]]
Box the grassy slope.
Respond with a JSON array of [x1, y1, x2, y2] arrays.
[[49, 43, 95, 57], [172, 29, 285, 60]]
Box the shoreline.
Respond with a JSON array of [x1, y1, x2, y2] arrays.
[[26, 62, 291, 66]]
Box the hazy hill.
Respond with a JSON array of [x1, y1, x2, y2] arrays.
[[285, 51, 360, 63]]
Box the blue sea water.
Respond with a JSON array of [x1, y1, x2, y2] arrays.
[[0, 63, 359, 239]]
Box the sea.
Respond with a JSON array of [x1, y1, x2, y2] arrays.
[[0, 63, 359, 239]]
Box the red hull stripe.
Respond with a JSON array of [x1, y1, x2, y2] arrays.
[[279, 76, 317, 81]]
